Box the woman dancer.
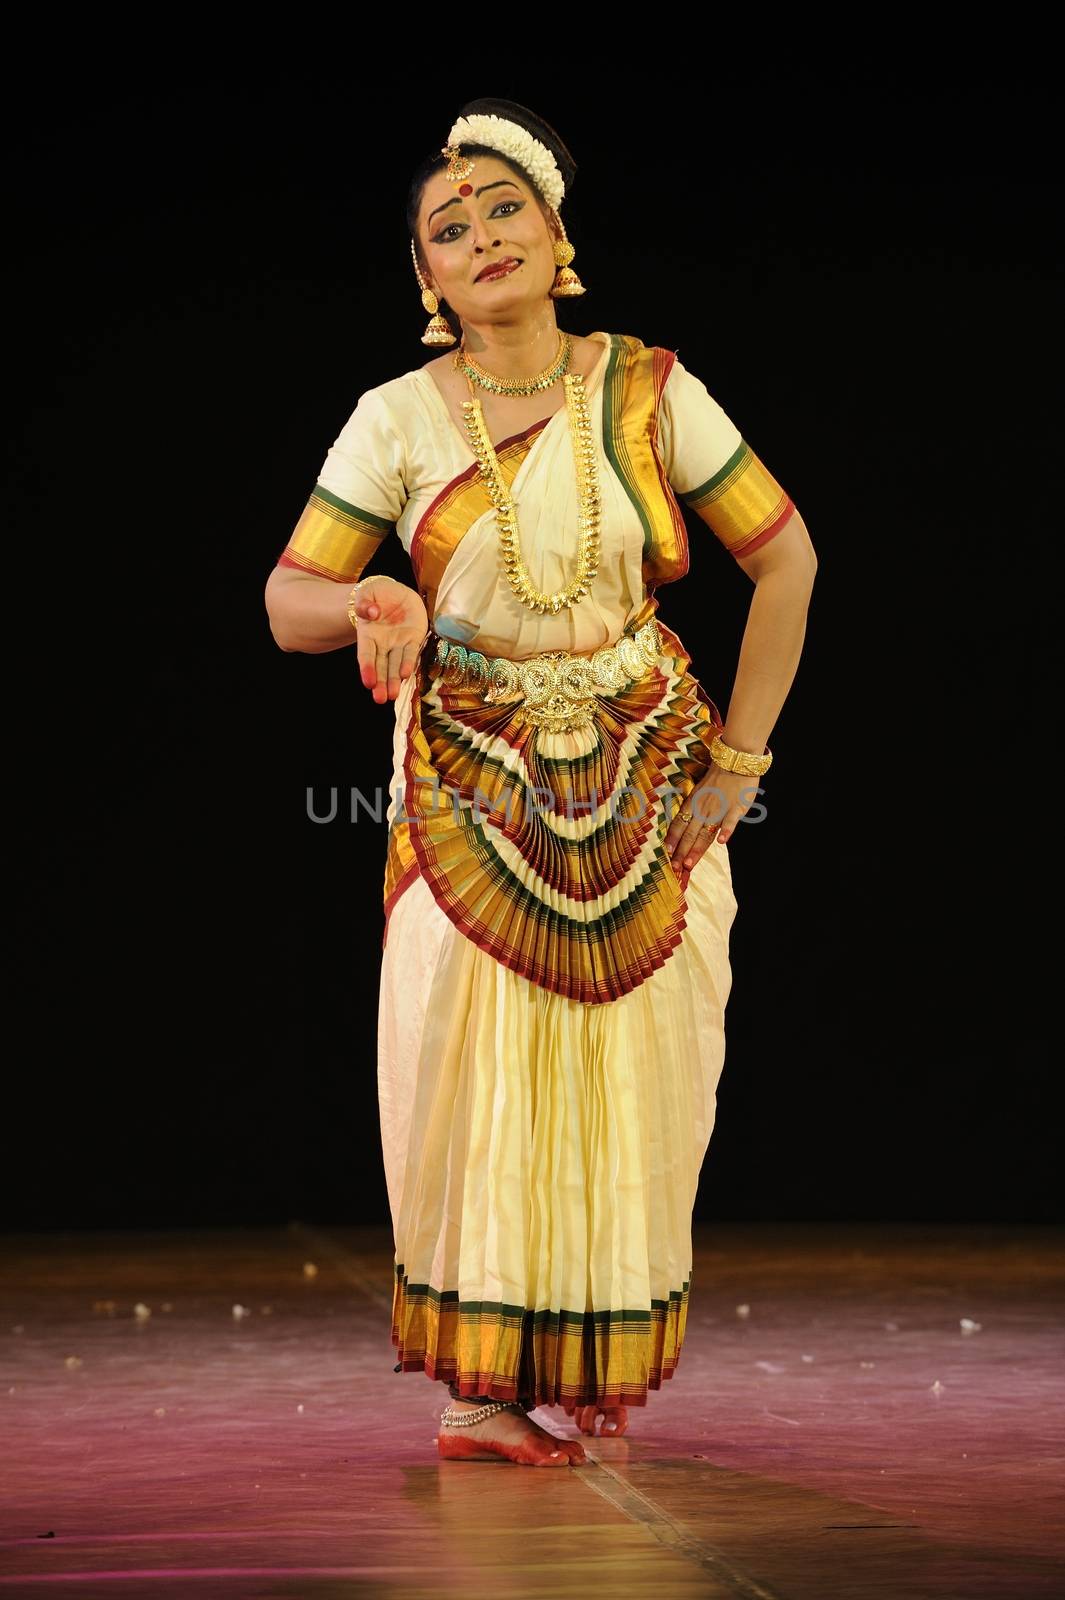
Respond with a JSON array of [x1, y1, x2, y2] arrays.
[[265, 96, 817, 1467]]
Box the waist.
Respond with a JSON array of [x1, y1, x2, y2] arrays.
[[428, 617, 663, 733]]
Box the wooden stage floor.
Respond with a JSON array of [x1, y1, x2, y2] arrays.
[[1, 1222, 1062, 1598]]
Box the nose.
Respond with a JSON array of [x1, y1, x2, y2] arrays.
[[469, 218, 504, 253]]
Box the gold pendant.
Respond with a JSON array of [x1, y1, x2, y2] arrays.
[[461, 374, 602, 615]]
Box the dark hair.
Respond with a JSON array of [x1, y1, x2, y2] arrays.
[[405, 97, 578, 291]]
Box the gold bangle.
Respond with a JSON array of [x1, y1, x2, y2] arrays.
[[710, 731, 773, 777], [346, 574, 394, 634]]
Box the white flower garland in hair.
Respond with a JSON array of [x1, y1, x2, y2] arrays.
[[446, 113, 566, 210]]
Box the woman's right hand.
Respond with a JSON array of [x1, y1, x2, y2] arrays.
[[352, 577, 429, 704]]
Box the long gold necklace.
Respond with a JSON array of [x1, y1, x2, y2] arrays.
[[455, 331, 572, 395], [456, 345, 602, 616]]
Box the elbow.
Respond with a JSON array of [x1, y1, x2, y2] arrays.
[[741, 507, 818, 586], [267, 615, 302, 653], [791, 506, 818, 580], [797, 548, 818, 596], [264, 604, 295, 652], [264, 569, 301, 652]]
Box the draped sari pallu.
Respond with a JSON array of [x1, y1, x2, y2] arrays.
[[383, 335, 729, 1009]]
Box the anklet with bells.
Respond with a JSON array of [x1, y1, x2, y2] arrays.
[[439, 1399, 529, 1427]]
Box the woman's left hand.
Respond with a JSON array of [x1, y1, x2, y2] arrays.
[[664, 767, 756, 886]]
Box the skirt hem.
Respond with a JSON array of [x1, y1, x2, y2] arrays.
[[390, 1263, 692, 1410]]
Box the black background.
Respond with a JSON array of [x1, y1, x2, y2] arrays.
[[6, 62, 1059, 1229]]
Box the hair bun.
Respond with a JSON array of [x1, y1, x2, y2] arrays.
[[455, 97, 578, 195]]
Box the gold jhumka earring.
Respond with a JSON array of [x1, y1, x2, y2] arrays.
[[410, 237, 457, 348], [547, 207, 585, 298]]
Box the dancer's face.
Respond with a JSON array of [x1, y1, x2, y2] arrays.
[[417, 156, 559, 325]]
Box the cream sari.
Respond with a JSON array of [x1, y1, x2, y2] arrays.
[[278, 329, 794, 1406]]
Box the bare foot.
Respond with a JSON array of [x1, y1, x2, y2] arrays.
[[561, 1401, 630, 1435], [439, 1398, 587, 1466]]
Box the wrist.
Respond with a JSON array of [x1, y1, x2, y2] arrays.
[[719, 730, 768, 756], [712, 729, 773, 778]]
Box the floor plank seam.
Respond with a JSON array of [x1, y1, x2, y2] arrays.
[[572, 1453, 785, 1598], [301, 1221, 785, 1597]]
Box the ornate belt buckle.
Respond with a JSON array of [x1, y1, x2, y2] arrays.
[[512, 650, 596, 732], [438, 619, 663, 733]]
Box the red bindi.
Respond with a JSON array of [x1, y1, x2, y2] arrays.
[[458, 183, 473, 196]]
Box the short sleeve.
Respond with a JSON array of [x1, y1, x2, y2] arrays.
[[277, 386, 409, 583], [658, 356, 796, 560]]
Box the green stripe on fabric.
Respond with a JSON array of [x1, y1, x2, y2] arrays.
[[679, 440, 749, 506], [601, 335, 657, 561], [312, 482, 393, 535], [395, 1265, 690, 1324]]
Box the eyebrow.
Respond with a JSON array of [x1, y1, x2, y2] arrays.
[[426, 180, 521, 227]]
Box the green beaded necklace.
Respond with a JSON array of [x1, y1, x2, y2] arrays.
[[453, 331, 573, 396]]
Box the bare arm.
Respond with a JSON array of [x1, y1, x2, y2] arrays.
[[264, 566, 429, 704], [718, 507, 818, 754], [665, 506, 817, 871], [264, 566, 382, 654]]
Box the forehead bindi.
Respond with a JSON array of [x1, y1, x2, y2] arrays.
[[423, 172, 526, 230]]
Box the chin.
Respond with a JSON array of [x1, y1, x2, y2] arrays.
[[470, 283, 548, 313]]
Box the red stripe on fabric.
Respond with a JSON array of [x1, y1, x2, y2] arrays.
[[276, 551, 349, 579], [493, 416, 553, 451], [410, 417, 551, 581], [382, 860, 422, 949], [650, 346, 689, 582], [655, 346, 678, 401], [731, 496, 797, 559], [410, 461, 480, 578], [398, 667, 696, 1005]]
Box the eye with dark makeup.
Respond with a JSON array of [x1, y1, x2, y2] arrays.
[[432, 199, 524, 245]]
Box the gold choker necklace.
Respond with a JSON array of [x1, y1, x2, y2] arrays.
[[454, 332, 572, 397]]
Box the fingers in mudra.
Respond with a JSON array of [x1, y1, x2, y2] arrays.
[[354, 581, 428, 704]]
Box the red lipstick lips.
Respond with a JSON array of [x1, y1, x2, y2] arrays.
[[476, 258, 522, 282]]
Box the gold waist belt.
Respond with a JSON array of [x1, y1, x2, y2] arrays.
[[430, 618, 663, 734]]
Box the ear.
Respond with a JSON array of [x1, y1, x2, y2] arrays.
[[413, 239, 441, 299]]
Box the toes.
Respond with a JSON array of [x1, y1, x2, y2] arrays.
[[558, 1401, 628, 1438], [572, 1403, 629, 1435], [525, 1424, 585, 1466], [599, 1406, 629, 1436]]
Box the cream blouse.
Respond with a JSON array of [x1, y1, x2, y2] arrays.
[[287, 330, 767, 662]]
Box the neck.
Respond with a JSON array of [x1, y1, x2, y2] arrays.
[[458, 310, 562, 375]]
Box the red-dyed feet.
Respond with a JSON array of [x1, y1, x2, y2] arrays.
[[562, 1402, 630, 1436], [437, 1405, 587, 1466]]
